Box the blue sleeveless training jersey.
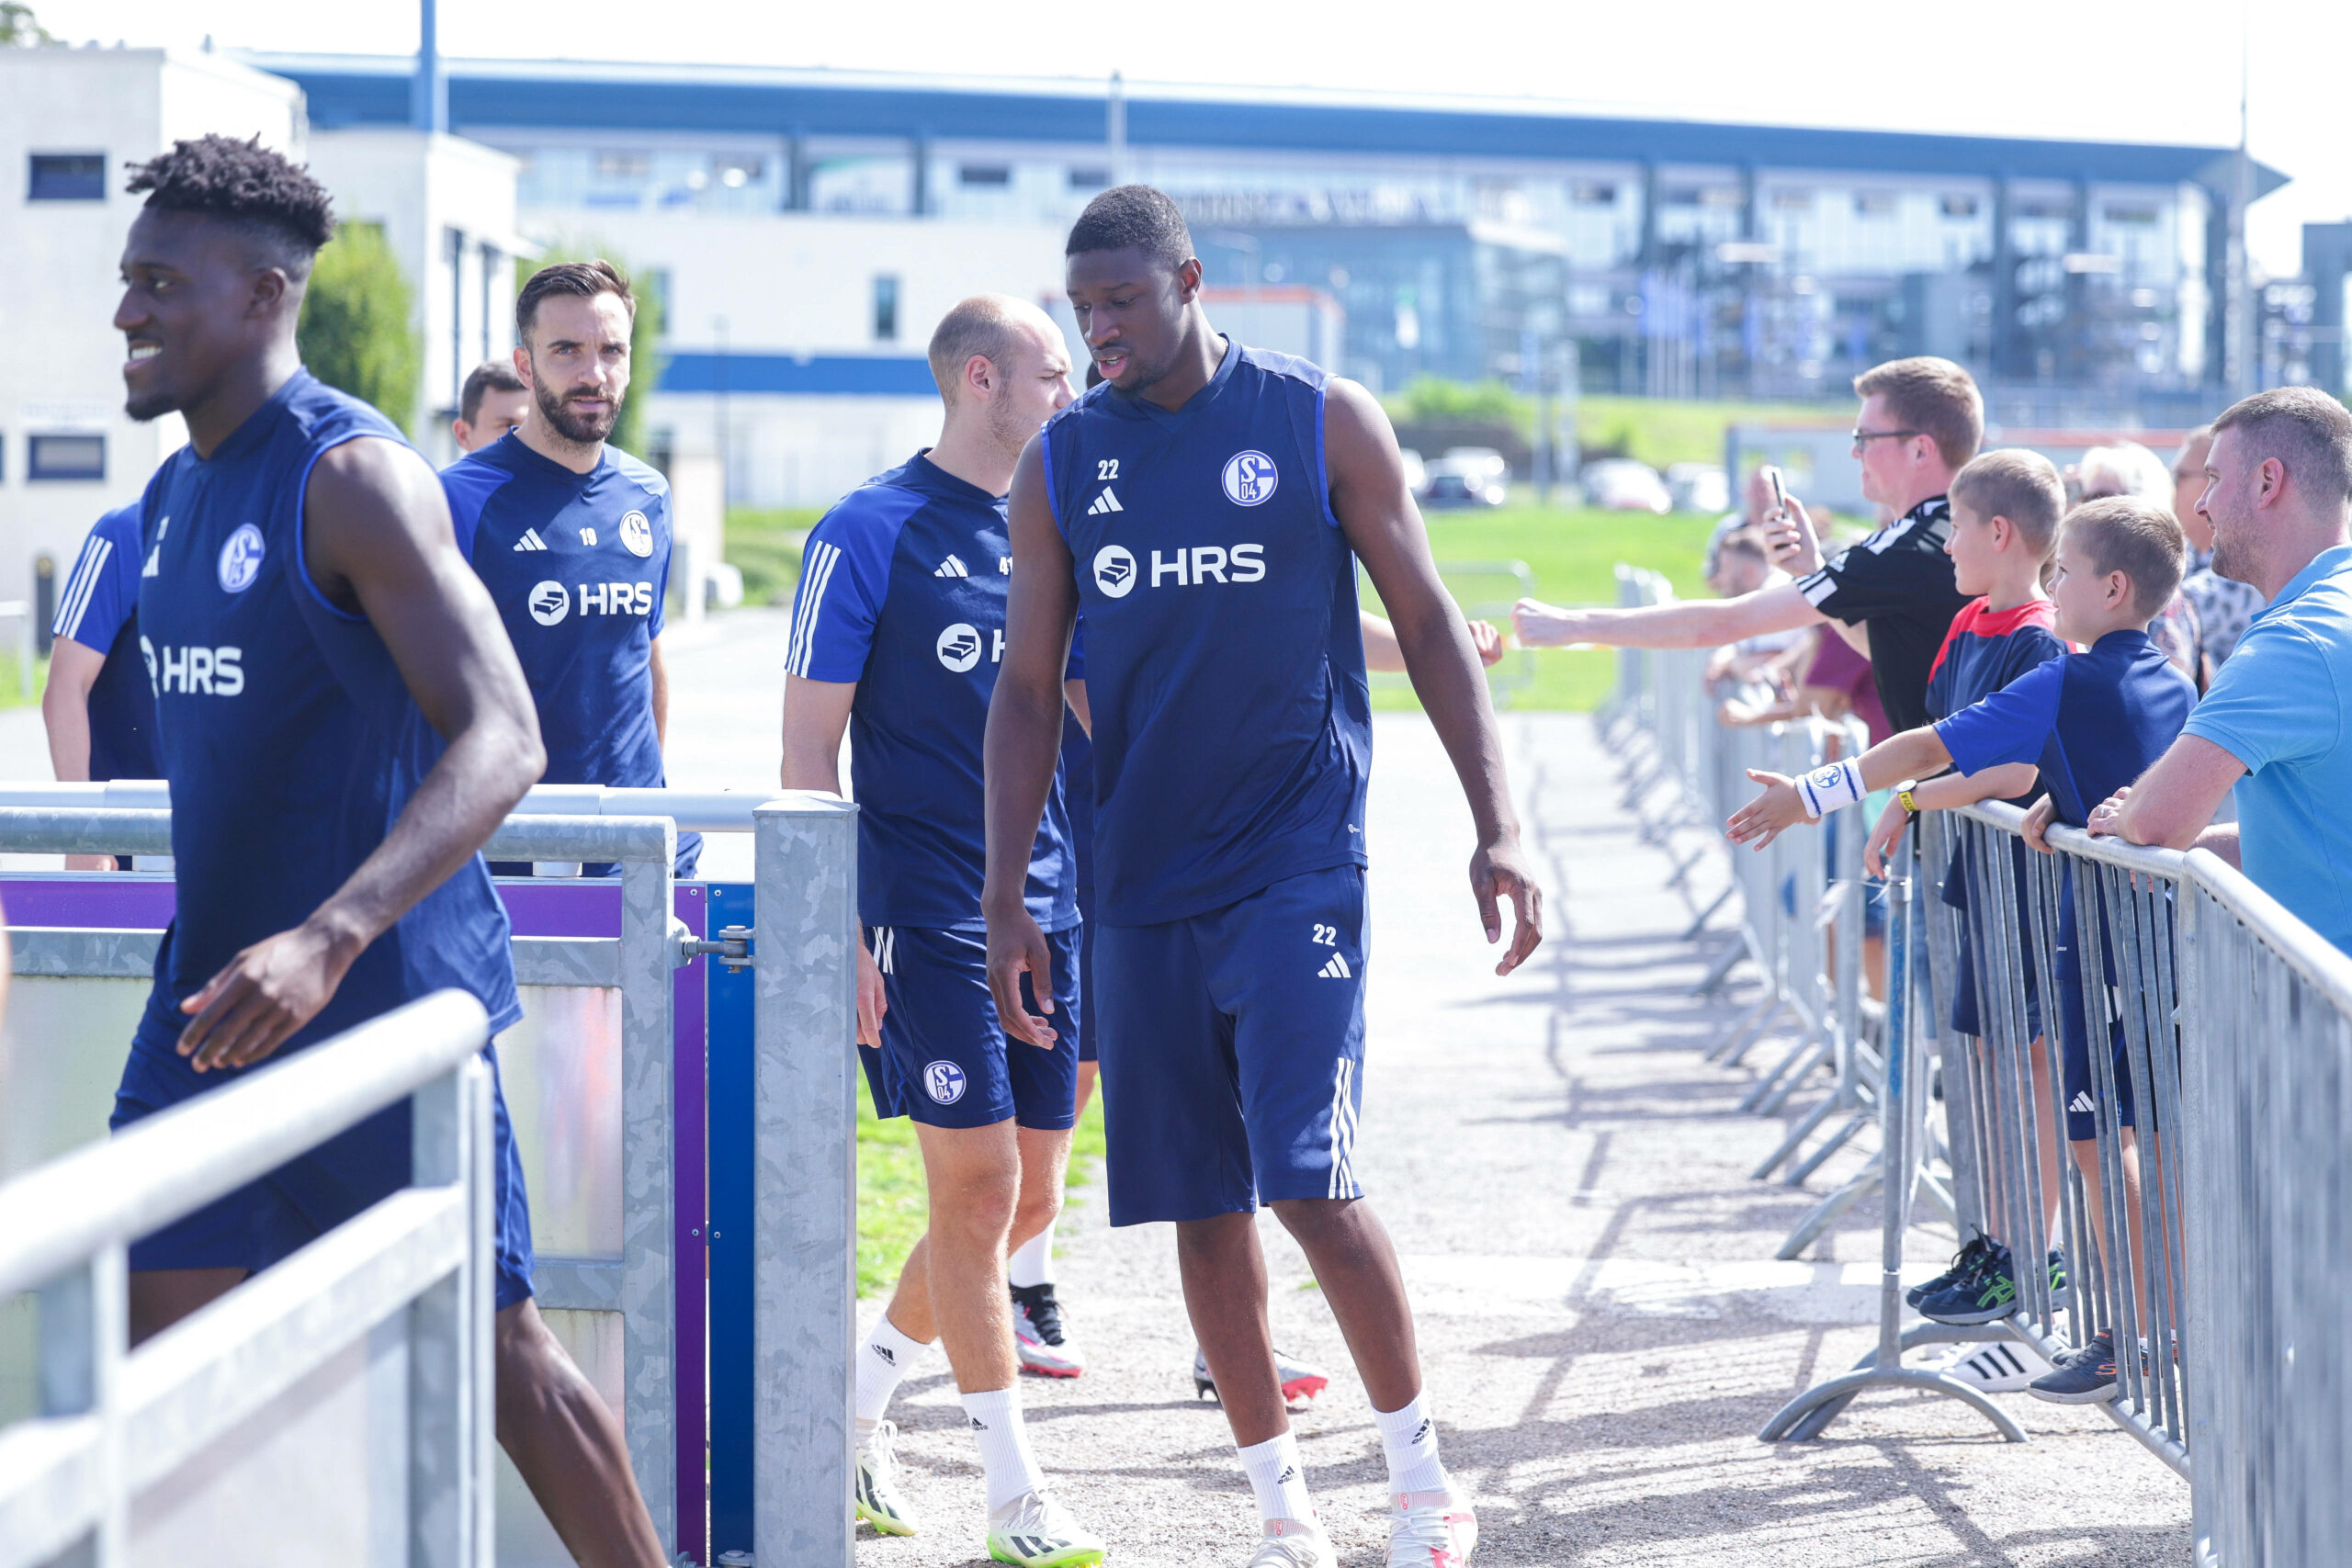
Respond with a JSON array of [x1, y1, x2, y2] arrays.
[[786, 452, 1078, 931], [132, 370, 521, 1043], [1038, 340, 1369, 925], [440, 433, 700, 874]]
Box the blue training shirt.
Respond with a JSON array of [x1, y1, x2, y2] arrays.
[[786, 452, 1077, 932], [133, 369, 521, 1045], [1936, 628, 2197, 828], [440, 432, 699, 874], [53, 502, 159, 780], [1038, 339, 1371, 925], [2181, 545, 2352, 955]]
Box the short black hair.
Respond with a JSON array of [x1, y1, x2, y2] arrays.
[[516, 259, 636, 344], [459, 358, 527, 424], [1065, 184, 1193, 269], [124, 135, 335, 279]]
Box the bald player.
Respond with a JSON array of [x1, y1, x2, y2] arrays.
[[780, 295, 1102, 1566]]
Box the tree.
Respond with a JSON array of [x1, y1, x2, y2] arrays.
[[298, 220, 421, 436], [0, 3, 54, 45], [515, 242, 665, 458], [1383, 377, 1535, 437]]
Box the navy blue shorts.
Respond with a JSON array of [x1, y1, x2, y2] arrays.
[[2055, 895, 2137, 1142], [858, 923, 1082, 1131], [111, 1017, 537, 1311], [1094, 864, 1368, 1226]]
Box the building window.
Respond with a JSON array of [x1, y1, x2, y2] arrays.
[[594, 150, 650, 181], [1772, 188, 1814, 210], [28, 434, 104, 481], [873, 275, 899, 342], [28, 152, 106, 201], [1854, 191, 1900, 217], [1571, 182, 1617, 205], [1940, 193, 1980, 218], [1068, 167, 1109, 190], [2103, 203, 2159, 226], [960, 164, 1012, 186]]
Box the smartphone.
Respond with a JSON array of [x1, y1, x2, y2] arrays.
[[1764, 465, 1788, 516]]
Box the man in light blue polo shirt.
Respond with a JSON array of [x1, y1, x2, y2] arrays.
[[2091, 387, 2352, 953]]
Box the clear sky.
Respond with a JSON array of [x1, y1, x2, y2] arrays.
[[34, 0, 2347, 276]]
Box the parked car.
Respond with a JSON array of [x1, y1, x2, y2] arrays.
[[1421, 454, 1508, 508], [1398, 447, 1429, 496], [1582, 458, 1672, 513], [1666, 461, 1730, 515]]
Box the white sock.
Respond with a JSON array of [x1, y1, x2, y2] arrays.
[[1237, 1431, 1317, 1527], [1372, 1393, 1448, 1497], [855, 1314, 933, 1429], [1009, 1220, 1057, 1289], [960, 1385, 1046, 1514]]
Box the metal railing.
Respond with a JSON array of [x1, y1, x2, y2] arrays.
[[1604, 592, 2352, 1563], [0, 786, 864, 1568], [0, 991, 496, 1568]]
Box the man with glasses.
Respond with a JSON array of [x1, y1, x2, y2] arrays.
[[1516, 355, 1979, 733]]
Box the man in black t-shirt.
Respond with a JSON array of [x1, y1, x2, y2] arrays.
[[1517, 356, 1980, 732]]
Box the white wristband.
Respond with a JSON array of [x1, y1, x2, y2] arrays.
[[1794, 758, 1865, 820]]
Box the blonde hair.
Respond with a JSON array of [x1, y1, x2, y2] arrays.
[[2075, 441, 2174, 506]]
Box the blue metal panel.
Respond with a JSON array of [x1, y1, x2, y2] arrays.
[[705, 882, 755, 1557], [658, 353, 938, 397], [258, 55, 2286, 193]]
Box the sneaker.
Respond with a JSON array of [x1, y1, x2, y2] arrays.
[[1917, 1239, 2019, 1325], [854, 1419, 920, 1537], [1249, 1517, 1338, 1568], [1012, 1282, 1085, 1379], [2044, 1248, 2071, 1311], [2028, 1330, 2129, 1404], [1907, 1235, 1993, 1310], [986, 1489, 1107, 1567], [1387, 1482, 1477, 1567], [1924, 1336, 2054, 1393], [1193, 1347, 1333, 1412]]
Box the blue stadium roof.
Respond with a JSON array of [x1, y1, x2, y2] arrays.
[[247, 53, 2288, 196]]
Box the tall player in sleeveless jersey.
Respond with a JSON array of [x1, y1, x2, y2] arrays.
[[109, 137, 667, 1564], [984, 187, 1544, 1568]]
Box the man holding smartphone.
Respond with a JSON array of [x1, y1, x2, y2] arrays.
[[1516, 356, 1980, 733]]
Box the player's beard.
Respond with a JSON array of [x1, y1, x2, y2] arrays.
[[536, 376, 621, 446]]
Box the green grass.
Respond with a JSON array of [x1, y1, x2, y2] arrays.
[[1574, 393, 1848, 470], [0, 655, 47, 712], [856, 1084, 1109, 1299], [731, 502, 1715, 715]]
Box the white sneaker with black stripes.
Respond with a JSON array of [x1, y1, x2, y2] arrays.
[[1924, 1335, 2054, 1393]]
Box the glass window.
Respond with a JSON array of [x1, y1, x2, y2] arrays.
[[28, 434, 104, 481], [960, 164, 1012, 186], [873, 275, 899, 342], [28, 152, 105, 201], [1069, 167, 1109, 190]]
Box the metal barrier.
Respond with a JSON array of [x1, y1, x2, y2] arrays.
[[0, 990, 495, 1567], [0, 786, 862, 1567], [1605, 589, 2352, 1560]]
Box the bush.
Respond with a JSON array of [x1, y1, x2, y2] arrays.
[[516, 242, 665, 457], [297, 221, 421, 435], [1384, 377, 1536, 438]]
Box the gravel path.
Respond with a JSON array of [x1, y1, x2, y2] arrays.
[[650, 616, 2189, 1565], [842, 708, 2192, 1568]]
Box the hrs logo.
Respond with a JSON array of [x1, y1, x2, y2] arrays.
[[1091, 544, 1266, 599], [141, 637, 243, 696]]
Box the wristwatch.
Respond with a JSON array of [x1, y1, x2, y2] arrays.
[[1896, 779, 1921, 816]]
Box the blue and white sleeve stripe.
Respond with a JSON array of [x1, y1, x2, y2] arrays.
[[786, 538, 845, 677], [51, 536, 112, 642]]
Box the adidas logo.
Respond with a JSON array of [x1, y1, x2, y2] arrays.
[[1318, 953, 1352, 980], [968, 1416, 988, 1431], [872, 1344, 895, 1366], [1276, 1466, 1297, 1485], [2069, 1091, 2096, 1115], [1411, 1419, 1432, 1445], [1087, 488, 1125, 515], [934, 554, 969, 578], [514, 528, 548, 552]]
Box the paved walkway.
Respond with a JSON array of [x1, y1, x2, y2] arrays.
[[813, 690, 2191, 1566]]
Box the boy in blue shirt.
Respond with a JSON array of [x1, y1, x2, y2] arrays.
[[1732, 495, 2194, 1404]]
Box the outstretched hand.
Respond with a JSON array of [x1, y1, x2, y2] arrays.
[[985, 907, 1061, 1049], [1511, 598, 1589, 649], [1725, 768, 1810, 851], [1471, 835, 1544, 976], [1467, 618, 1505, 668]]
